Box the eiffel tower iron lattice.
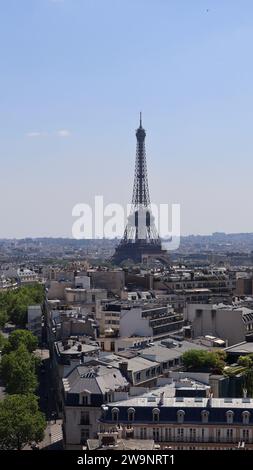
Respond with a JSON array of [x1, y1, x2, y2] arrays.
[[112, 114, 168, 265]]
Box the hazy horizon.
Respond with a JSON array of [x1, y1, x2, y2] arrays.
[[1, 1, 253, 238]]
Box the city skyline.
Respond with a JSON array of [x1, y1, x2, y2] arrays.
[[1, 0, 253, 238]]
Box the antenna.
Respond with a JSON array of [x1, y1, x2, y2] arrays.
[[140, 111, 142, 128]]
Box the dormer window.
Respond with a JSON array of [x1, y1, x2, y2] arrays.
[[127, 407, 135, 422], [80, 393, 90, 406], [201, 410, 209, 424], [152, 408, 160, 422], [242, 411, 250, 425], [177, 409, 185, 424], [112, 407, 119, 422], [226, 410, 234, 424]]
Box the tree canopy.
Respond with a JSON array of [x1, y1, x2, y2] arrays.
[[0, 332, 7, 351], [0, 344, 39, 394], [238, 355, 253, 369], [0, 394, 46, 450], [3, 329, 38, 354], [182, 349, 226, 373], [0, 284, 44, 327], [0, 309, 8, 329]]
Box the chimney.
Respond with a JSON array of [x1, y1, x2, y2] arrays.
[[159, 391, 165, 406]]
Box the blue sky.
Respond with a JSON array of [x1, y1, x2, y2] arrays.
[[1, 0, 253, 237]]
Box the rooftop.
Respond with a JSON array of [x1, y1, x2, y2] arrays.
[[63, 364, 128, 394], [55, 339, 100, 356]]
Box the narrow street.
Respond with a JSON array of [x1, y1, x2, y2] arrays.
[[35, 346, 63, 450]]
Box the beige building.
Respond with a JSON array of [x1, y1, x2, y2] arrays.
[[184, 303, 253, 346]]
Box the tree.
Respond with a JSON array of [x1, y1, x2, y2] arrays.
[[0, 394, 46, 450], [0, 284, 44, 327], [0, 344, 39, 394], [182, 349, 226, 373], [9, 299, 28, 327], [238, 355, 253, 369], [0, 309, 8, 329], [0, 332, 7, 351], [3, 329, 38, 354]]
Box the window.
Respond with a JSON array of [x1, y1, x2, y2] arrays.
[[136, 372, 141, 382], [153, 428, 159, 441], [152, 408, 160, 422], [92, 294, 96, 302], [165, 428, 172, 441], [226, 428, 233, 442], [242, 411, 250, 425], [80, 428, 89, 444], [112, 407, 119, 422], [177, 409, 185, 424], [106, 393, 113, 403], [81, 395, 89, 406], [146, 369, 150, 377], [128, 407, 135, 422], [226, 410, 234, 424], [80, 411, 89, 425], [140, 428, 147, 439], [201, 410, 209, 424], [189, 428, 196, 442], [243, 429, 249, 443], [177, 428, 184, 441]]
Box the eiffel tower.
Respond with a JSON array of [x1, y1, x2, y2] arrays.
[[112, 114, 168, 265]]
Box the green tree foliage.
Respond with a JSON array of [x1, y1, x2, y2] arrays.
[[0, 344, 39, 394], [0, 394, 46, 450], [3, 329, 38, 354], [182, 349, 226, 373], [0, 332, 7, 351], [0, 284, 44, 327], [0, 309, 8, 329], [238, 355, 253, 369]]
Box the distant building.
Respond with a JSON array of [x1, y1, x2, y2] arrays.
[[97, 301, 184, 340], [65, 288, 107, 312], [88, 269, 125, 295], [184, 303, 253, 346], [75, 275, 91, 289], [236, 277, 253, 296], [17, 268, 39, 284]]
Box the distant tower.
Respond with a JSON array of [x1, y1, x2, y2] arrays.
[[112, 114, 167, 265]]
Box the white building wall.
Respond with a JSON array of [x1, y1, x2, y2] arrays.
[[64, 406, 101, 449], [184, 304, 246, 346], [119, 307, 153, 337], [75, 276, 90, 289]]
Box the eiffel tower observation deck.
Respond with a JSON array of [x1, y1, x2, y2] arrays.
[[112, 114, 168, 265]]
